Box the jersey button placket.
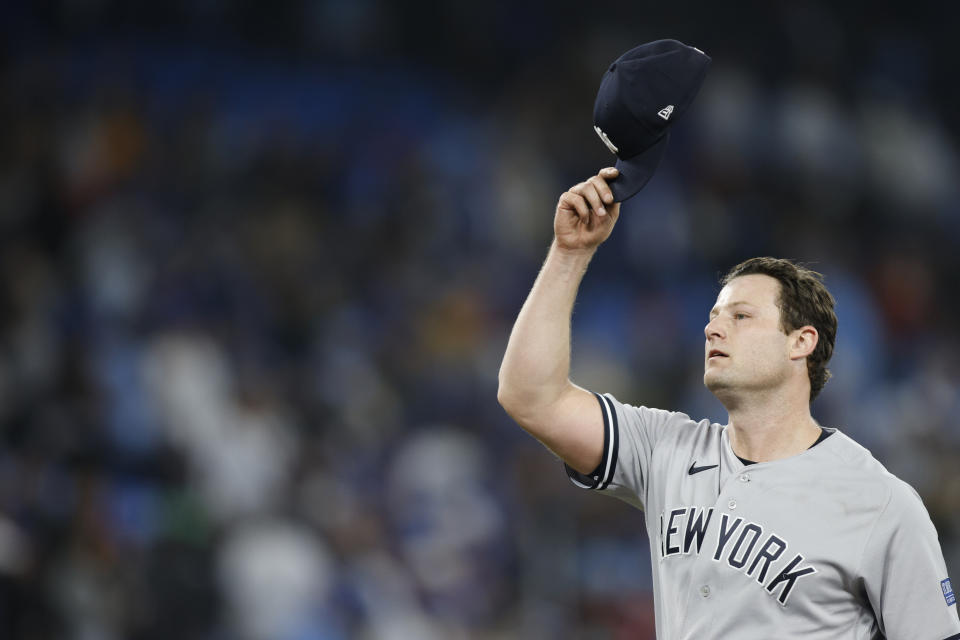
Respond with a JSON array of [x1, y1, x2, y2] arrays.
[[700, 585, 711, 598], [727, 473, 752, 508]]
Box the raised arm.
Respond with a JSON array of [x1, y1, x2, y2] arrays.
[[497, 168, 622, 474]]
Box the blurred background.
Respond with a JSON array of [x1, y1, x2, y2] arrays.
[[1, 1, 959, 638]]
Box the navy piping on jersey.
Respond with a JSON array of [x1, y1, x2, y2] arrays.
[[565, 393, 618, 490], [943, 634, 960, 640]]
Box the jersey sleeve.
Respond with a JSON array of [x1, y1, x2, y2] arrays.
[[858, 480, 960, 640], [564, 392, 687, 511]]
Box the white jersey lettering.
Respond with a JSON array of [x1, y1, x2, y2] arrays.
[[660, 508, 817, 606], [664, 507, 685, 556], [747, 534, 787, 583], [682, 507, 713, 555], [765, 554, 818, 605], [713, 513, 742, 561], [728, 522, 763, 569]]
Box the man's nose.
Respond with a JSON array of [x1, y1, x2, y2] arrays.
[[704, 317, 724, 340]]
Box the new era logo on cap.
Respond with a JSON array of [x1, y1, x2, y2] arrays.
[[592, 39, 711, 202]]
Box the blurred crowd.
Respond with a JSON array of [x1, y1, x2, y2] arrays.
[[1, 2, 959, 639]]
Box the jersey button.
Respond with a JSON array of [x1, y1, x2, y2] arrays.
[[700, 585, 711, 598], [739, 474, 750, 483], [728, 499, 737, 510]]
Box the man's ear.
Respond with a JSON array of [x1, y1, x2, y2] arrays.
[[790, 326, 819, 360]]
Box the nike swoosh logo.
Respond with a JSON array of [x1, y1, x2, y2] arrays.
[[688, 462, 719, 475]]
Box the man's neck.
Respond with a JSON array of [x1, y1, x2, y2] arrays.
[[725, 392, 821, 463]]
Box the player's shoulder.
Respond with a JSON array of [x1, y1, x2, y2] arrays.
[[602, 392, 721, 443], [605, 392, 712, 424], [818, 429, 926, 512]]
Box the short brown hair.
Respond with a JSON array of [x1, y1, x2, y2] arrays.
[[721, 257, 837, 401]]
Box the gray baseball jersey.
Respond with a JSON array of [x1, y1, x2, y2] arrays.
[[565, 392, 960, 640]]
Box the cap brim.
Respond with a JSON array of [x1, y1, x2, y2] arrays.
[[610, 132, 670, 202]]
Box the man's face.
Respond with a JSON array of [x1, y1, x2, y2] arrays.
[[703, 274, 795, 400]]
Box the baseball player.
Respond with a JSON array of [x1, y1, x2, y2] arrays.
[[499, 39, 960, 639], [496, 165, 960, 638]]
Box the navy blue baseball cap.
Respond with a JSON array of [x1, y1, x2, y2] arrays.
[[593, 39, 711, 201]]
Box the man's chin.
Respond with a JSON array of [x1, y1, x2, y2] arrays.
[[704, 373, 732, 396], [703, 371, 725, 391], [704, 378, 738, 410]]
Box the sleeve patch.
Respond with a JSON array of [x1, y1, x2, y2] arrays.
[[942, 578, 956, 606]]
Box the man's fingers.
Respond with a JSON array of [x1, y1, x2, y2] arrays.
[[559, 191, 590, 221], [559, 169, 622, 228], [588, 175, 615, 205], [600, 167, 619, 179], [572, 181, 606, 217]]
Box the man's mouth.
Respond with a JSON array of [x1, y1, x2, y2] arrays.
[[708, 349, 728, 359]]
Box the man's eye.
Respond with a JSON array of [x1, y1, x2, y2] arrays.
[[734, 313, 747, 320]]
